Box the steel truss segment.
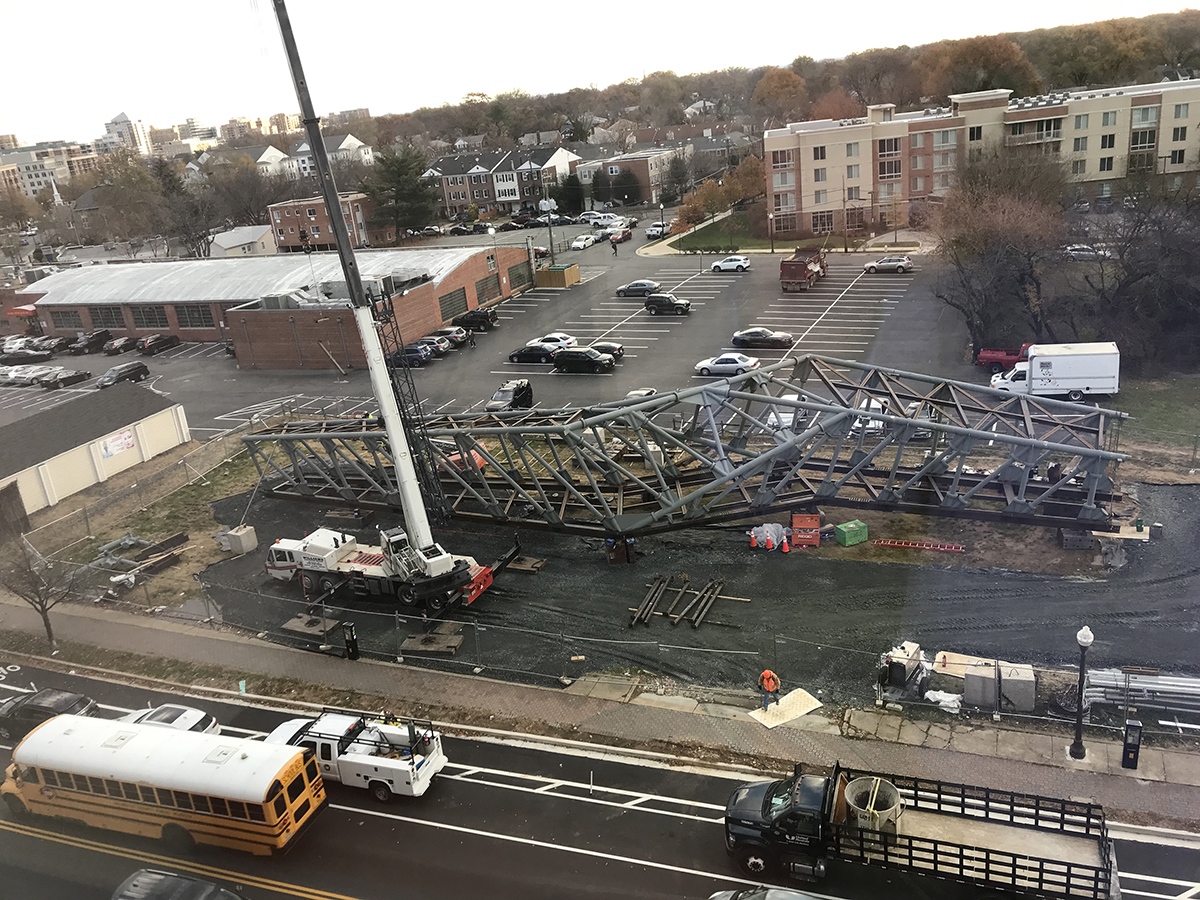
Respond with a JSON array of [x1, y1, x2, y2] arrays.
[[242, 356, 1126, 536]]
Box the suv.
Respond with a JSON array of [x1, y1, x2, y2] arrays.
[[644, 293, 691, 316], [97, 360, 150, 388], [863, 255, 913, 273], [111, 870, 248, 900], [68, 329, 112, 355], [553, 347, 616, 374], [485, 379, 533, 412], [453, 307, 500, 331], [0, 688, 98, 741], [137, 334, 182, 355]]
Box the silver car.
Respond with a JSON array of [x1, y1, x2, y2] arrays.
[[863, 255, 913, 273]]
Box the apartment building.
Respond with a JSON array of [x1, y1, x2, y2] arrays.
[[94, 113, 152, 156], [572, 146, 686, 205], [0, 135, 20, 151], [423, 147, 581, 218], [764, 78, 1200, 239], [0, 141, 99, 199], [288, 134, 374, 180], [268, 192, 392, 251], [269, 112, 301, 135]]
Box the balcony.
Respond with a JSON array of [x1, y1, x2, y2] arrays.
[[1006, 129, 1062, 147]]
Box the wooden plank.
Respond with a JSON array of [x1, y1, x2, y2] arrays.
[[401, 633, 463, 655]]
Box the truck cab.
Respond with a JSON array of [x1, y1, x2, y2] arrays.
[[725, 767, 835, 879]]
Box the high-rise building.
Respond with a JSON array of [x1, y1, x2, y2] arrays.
[[94, 112, 153, 155], [179, 118, 218, 141], [0, 134, 19, 151], [268, 113, 301, 135], [0, 141, 99, 198]]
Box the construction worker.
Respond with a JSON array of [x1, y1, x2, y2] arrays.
[[758, 669, 781, 710]]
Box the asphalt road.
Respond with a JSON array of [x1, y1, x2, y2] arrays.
[[0, 663, 1193, 900]]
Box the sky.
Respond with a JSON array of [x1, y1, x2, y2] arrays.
[[5, 0, 1190, 146]]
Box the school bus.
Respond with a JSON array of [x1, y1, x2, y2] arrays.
[[1, 715, 327, 855]]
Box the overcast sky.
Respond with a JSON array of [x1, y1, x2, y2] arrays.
[[5, 1, 1185, 145]]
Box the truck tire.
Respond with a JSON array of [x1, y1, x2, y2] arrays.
[[162, 823, 195, 852], [735, 845, 774, 876], [988, 362, 1004, 374], [426, 593, 448, 613], [398, 587, 418, 607], [3, 794, 30, 819], [1068, 390, 1084, 402], [318, 576, 336, 595], [675, 306, 687, 315], [300, 573, 316, 593], [369, 781, 392, 803]]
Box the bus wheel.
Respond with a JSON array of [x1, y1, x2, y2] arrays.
[[3, 794, 30, 819], [735, 845, 774, 876], [369, 781, 392, 803], [162, 823, 195, 853]]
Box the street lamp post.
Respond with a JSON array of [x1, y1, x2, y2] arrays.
[[767, 213, 774, 255], [659, 202, 665, 233], [1069, 626, 1095, 759]]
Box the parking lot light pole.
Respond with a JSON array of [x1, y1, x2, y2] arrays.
[[1069, 625, 1095, 759], [659, 202, 665, 232], [767, 213, 774, 254]]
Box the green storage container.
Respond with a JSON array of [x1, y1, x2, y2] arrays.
[[835, 520, 869, 547]]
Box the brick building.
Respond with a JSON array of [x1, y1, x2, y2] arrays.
[[268, 192, 392, 251]]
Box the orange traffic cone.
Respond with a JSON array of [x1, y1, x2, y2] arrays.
[[766, 534, 774, 550], [781, 536, 790, 553], [750, 531, 758, 547]]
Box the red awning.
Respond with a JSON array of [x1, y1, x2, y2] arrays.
[[5, 305, 37, 317]]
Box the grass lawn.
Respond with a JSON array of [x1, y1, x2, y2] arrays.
[[1111, 377, 1200, 447]]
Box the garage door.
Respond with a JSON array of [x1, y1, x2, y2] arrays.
[[475, 273, 502, 305], [438, 287, 468, 320], [508, 262, 532, 290]]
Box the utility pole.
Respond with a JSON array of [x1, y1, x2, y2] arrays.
[[841, 177, 848, 253]]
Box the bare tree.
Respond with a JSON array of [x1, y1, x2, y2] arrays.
[[0, 542, 98, 653]]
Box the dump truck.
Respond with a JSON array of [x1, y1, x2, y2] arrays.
[[265, 709, 447, 801], [975, 342, 1033, 373], [725, 761, 1119, 899], [990, 342, 1120, 402], [780, 248, 828, 292]]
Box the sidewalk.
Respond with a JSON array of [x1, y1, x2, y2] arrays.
[[2, 596, 1198, 827], [638, 221, 928, 258]]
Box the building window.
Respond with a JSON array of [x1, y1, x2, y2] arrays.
[[1131, 130, 1156, 150], [910, 156, 924, 170], [811, 211, 834, 233], [273, 211, 281, 222], [935, 172, 953, 190], [813, 168, 826, 183], [438, 287, 468, 320], [1132, 107, 1158, 125], [813, 190, 828, 205], [1176, 103, 1190, 119], [813, 146, 826, 160], [1101, 134, 1115, 149], [175, 305, 214, 329], [846, 186, 860, 201], [1098, 182, 1112, 198], [878, 159, 902, 180], [311, 225, 320, 235], [911, 133, 925, 148], [933, 130, 957, 148], [845, 142, 859, 157], [877, 182, 899, 200], [89, 306, 124, 329], [1099, 157, 1114, 172], [1101, 111, 1117, 127], [846, 208, 864, 230], [285, 210, 291, 216], [1072, 159, 1087, 175], [50, 310, 83, 329], [772, 171, 793, 189], [131, 306, 169, 329], [307, 208, 316, 217], [277, 228, 285, 237], [771, 149, 794, 169], [1171, 149, 1186, 164], [878, 137, 900, 158], [486, 253, 496, 273], [773, 192, 795, 211], [1073, 137, 1087, 152], [846, 164, 859, 179], [1071, 114, 1088, 131], [1174, 126, 1188, 142], [911, 176, 925, 192]]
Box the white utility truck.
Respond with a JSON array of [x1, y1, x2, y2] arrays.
[[265, 709, 447, 801], [990, 342, 1120, 402]]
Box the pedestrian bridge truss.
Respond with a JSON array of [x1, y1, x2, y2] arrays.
[[242, 356, 1125, 536]]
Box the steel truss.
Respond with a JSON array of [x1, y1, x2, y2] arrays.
[[243, 356, 1126, 536]]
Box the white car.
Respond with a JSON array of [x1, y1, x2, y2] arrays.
[[712, 255, 751, 273], [694, 353, 760, 376], [577, 211, 605, 224], [5, 365, 62, 385], [118, 703, 220, 734], [1063, 244, 1112, 261], [571, 234, 597, 250], [2, 336, 37, 352], [526, 332, 577, 349], [645, 223, 665, 239]]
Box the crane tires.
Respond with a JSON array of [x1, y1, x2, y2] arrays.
[[300, 573, 316, 593], [735, 845, 774, 876], [162, 824, 195, 852], [369, 781, 392, 803], [426, 593, 448, 613], [318, 576, 336, 595], [398, 587, 418, 607]]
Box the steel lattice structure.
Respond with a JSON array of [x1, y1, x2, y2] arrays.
[[243, 356, 1126, 536]]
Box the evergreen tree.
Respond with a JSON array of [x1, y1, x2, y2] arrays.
[[361, 146, 440, 243]]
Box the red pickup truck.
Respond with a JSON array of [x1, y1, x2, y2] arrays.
[[975, 342, 1033, 373]]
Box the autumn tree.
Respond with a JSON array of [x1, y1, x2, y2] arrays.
[[729, 155, 764, 201], [751, 67, 808, 127], [360, 146, 440, 241], [841, 47, 921, 107], [151, 158, 225, 258], [94, 149, 167, 240], [811, 88, 864, 121], [208, 162, 295, 226], [0, 186, 39, 232], [640, 71, 685, 126], [0, 542, 99, 653], [919, 36, 1041, 100]]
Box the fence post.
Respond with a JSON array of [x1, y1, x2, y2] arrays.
[[82, 506, 91, 538]]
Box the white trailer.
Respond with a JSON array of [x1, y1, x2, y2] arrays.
[[265, 709, 447, 801], [990, 341, 1120, 401]]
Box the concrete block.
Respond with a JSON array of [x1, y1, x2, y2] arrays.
[[999, 663, 1037, 713], [948, 726, 999, 757], [897, 720, 929, 746], [964, 660, 998, 709], [226, 524, 257, 555], [874, 715, 902, 742], [924, 723, 952, 749]]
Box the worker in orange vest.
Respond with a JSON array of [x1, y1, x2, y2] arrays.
[[758, 669, 781, 710]]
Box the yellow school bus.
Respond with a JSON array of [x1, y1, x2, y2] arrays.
[[1, 714, 326, 855]]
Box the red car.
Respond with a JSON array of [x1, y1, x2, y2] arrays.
[[609, 228, 633, 244]]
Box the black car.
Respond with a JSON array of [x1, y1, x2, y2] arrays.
[[31, 335, 71, 352], [111, 869, 248, 900], [732, 327, 793, 349], [453, 307, 499, 331], [388, 346, 429, 367], [447, 225, 471, 236], [496, 221, 524, 232], [589, 340, 624, 359], [0, 348, 54, 364], [68, 329, 112, 355], [509, 344, 559, 364], [471, 222, 492, 234], [485, 379, 534, 412], [104, 336, 138, 355], [137, 334, 182, 355], [97, 360, 150, 388], [553, 347, 616, 373], [644, 293, 691, 316], [39, 369, 91, 389], [0, 688, 98, 741]]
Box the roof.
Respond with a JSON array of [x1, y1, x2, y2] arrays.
[[288, 134, 359, 156], [423, 151, 511, 177], [0, 382, 177, 479], [211, 225, 272, 250], [20, 247, 489, 307], [73, 188, 99, 212], [204, 145, 282, 165], [14, 715, 305, 802]]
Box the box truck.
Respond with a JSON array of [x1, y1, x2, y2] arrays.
[[990, 342, 1119, 401]]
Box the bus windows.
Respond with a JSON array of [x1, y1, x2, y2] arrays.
[[173, 791, 194, 811], [247, 804, 266, 823], [88, 777, 105, 794], [192, 795, 211, 814], [272, 794, 287, 819], [139, 785, 157, 804], [305, 759, 319, 784], [286, 775, 305, 803], [210, 797, 229, 817], [123, 783, 140, 801], [104, 779, 122, 797]]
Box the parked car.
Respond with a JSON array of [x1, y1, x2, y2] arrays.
[[137, 334, 182, 355], [0, 688, 98, 741], [511, 214, 534, 226], [96, 360, 150, 387], [577, 211, 605, 224], [484, 379, 534, 412], [388, 345, 431, 367], [694, 353, 760, 376], [1064, 244, 1111, 261], [624, 388, 658, 400], [1094, 196, 1116, 213], [571, 234, 597, 250], [609, 228, 633, 244], [453, 307, 499, 331], [644, 223, 665, 239], [447, 225, 471, 236], [508, 343, 560, 364], [1072, 199, 1091, 213], [7, 365, 62, 385], [30, 335, 71, 352], [536, 214, 574, 226], [0, 348, 54, 365], [415, 336, 453, 357], [644, 293, 691, 316], [526, 332, 577, 349], [496, 221, 524, 232], [420, 225, 443, 236], [110, 869, 248, 900], [863, 255, 913, 273], [68, 329, 112, 354], [38, 369, 91, 389], [104, 336, 138, 355], [470, 222, 492, 234], [553, 347, 616, 373], [533, 246, 550, 259], [711, 255, 751, 273], [431, 326, 468, 347], [616, 280, 661, 297], [732, 327, 793, 348], [589, 340, 624, 359], [118, 703, 220, 734]]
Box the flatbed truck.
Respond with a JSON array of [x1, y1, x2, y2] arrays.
[[725, 762, 1119, 899]]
